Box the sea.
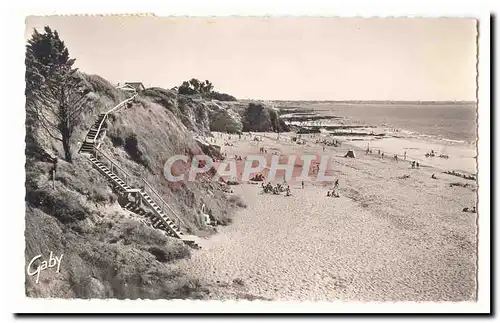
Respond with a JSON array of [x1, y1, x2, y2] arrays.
[[307, 102, 477, 145], [283, 101, 477, 173]]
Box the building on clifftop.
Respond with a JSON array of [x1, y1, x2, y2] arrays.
[[117, 82, 146, 93]]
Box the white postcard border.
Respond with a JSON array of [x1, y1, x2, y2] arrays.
[[2, 0, 493, 316]]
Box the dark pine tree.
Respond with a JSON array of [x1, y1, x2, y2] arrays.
[[26, 26, 91, 162]]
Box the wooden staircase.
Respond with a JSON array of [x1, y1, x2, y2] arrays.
[[88, 155, 133, 193], [80, 114, 106, 154], [120, 190, 200, 248], [80, 92, 201, 249]]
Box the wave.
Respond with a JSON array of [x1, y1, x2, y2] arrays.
[[385, 126, 472, 145]]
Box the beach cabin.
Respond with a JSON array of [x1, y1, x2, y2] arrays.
[[117, 82, 146, 93], [125, 82, 146, 92]]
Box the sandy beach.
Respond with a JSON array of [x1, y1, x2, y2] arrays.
[[174, 132, 477, 301]]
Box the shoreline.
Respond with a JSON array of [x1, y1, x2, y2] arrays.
[[174, 130, 477, 301], [277, 101, 476, 149], [257, 131, 476, 175]]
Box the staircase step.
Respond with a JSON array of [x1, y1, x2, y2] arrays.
[[84, 119, 190, 240]]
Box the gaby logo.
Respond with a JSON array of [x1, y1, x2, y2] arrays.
[[163, 153, 336, 183], [27, 252, 63, 284]]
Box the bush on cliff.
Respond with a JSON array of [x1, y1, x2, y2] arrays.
[[206, 91, 237, 102], [176, 78, 237, 101]]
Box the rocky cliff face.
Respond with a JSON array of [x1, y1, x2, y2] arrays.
[[207, 101, 243, 133], [240, 102, 289, 133], [24, 76, 241, 299], [142, 88, 289, 134], [24, 74, 288, 299]]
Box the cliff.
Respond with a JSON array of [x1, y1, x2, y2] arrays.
[[24, 74, 252, 299], [142, 87, 290, 134]]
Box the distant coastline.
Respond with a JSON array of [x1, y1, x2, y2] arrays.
[[264, 100, 476, 105]]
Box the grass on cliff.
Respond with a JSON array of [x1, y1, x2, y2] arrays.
[[25, 152, 208, 299], [25, 73, 214, 298], [103, 92, 239, 234]]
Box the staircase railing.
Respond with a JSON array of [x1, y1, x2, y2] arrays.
[[107, 93, 138, 114], [94, 147, 131, 185], [91, 94, 138, 144], [83, 90, 192, 235], [142, 178, 187, 229]]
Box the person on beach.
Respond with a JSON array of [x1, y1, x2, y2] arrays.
[[378, 150, 381, 156], [334, 179, 339, 189], [411, 161, 415, 169], [431, 173, 437, 179], [404, 151, 407, 160], [327, 191, 331, 197], [394, 155, 398, 162], [416, 162, 420, 168], [301, 181, 305, 189], [381, 152, 384, 158]]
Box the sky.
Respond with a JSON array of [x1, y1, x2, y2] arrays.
[[25, 16, 477, 101]]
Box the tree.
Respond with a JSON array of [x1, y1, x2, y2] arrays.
[[178, 81, 196, 95], [202, 80, 213, 93], [177, 78, 236, 101], [26, 26, 91, 162], [189, 78, 201, 92]]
